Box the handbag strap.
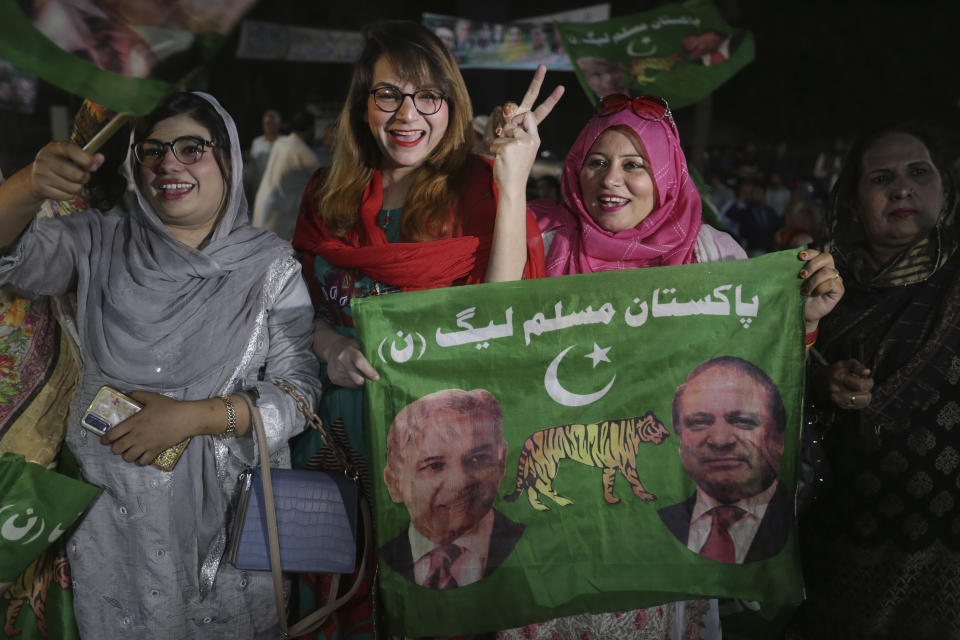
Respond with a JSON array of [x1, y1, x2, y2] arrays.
[[237, 390, 373, 639], [238, 392, 289, 636], [276, 380, 355, 479], [288, 499, 372, 637]]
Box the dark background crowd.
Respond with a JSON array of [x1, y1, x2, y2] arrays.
[[3, 0, 958, 259], [3, 0, 958, 176]]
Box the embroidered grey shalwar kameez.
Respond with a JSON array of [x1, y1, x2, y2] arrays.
[[0, 93, 320, 639]]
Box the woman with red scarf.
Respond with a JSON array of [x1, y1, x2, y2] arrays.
[[290, 20, 561, 639]]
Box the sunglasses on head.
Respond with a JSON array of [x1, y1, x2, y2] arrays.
[[595, 94, 676, 133]]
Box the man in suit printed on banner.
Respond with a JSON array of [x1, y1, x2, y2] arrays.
[[381, 388, 524, 589], [658, 356, 792, 564]]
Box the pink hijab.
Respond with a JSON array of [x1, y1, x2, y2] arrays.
[[532, 107, 703, 275]]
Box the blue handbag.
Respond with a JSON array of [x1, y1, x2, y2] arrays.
[[227, 467, 358, 573], [227, 384, 371, 638]]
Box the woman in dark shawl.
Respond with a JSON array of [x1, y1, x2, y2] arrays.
[[0, 91, 320, 639], [793, 124, 960, 639]]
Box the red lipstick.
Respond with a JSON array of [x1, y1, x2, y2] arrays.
[[389, 130, 425, 148]]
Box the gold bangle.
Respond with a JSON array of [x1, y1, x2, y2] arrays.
[[218, 395, 237, 439]]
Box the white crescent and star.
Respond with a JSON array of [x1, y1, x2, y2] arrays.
[[544, 343, 615, 407]]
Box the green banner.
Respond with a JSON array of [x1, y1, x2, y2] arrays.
[[0, 450, 92, 639], [558, 0, 754, 107], [0, 0, 248, 115], [353, 251, 805, 637]]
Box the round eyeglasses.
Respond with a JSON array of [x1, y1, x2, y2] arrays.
[[369, 86, 446, 116], [131, 136, 215, 169], [595, 94, 676, 134]]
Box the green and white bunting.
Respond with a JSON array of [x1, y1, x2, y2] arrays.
[[353, 250, 805, 637]]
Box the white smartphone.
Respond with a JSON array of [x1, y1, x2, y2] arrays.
[[81, 386, 142, 436]]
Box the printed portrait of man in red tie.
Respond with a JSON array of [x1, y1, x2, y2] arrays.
[[681, 30, 746, 67], [381, 389, 525, 589], [658, 356, 791, 564]]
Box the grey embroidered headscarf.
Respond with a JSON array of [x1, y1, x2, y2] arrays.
[[85, 91, 291, 596]]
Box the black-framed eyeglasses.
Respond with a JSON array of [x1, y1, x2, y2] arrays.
[[131, 136, 215, 169], [595, 93, 677, 134], [369, 86, 446, 116]]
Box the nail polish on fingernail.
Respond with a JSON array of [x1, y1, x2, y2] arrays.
[[495, 127, 503, 137], [799, 251, 808, 260], [799, 269, 808, 279]]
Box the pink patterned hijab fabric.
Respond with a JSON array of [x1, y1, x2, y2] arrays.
[[533, 108, 703, 275]]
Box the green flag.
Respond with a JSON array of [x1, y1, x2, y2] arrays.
[[558, 0, 754, 107], [0, 449, 94, 639], [353, 251, 805, 637], [0, 0, 255, 115], [0, 452, 99, 582]]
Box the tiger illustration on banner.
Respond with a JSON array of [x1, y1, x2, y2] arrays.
[[3, 551, 70, 637], [504, 412, 669, 511]]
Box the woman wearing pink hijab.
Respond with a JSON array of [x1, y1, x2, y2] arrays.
[[498, 95, 844, 638], [535, 94, 743, 272]]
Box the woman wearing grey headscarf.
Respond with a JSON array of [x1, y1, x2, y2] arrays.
[[0, 92, 320, 638]]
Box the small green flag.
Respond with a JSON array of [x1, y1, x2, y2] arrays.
[[0, 452, 99, 581], [558, 0, 754, 107], [0, 0, 254, 115]]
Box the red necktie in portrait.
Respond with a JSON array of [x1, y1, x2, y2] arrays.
[[425, 544, 464, 589], [700, 505, 746, 563]]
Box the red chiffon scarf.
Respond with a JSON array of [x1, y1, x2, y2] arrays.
[[292, 156, 544, 295]]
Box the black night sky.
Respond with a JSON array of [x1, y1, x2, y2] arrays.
[[2, 0, 957, 173], [224, 0, 958, 169]]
